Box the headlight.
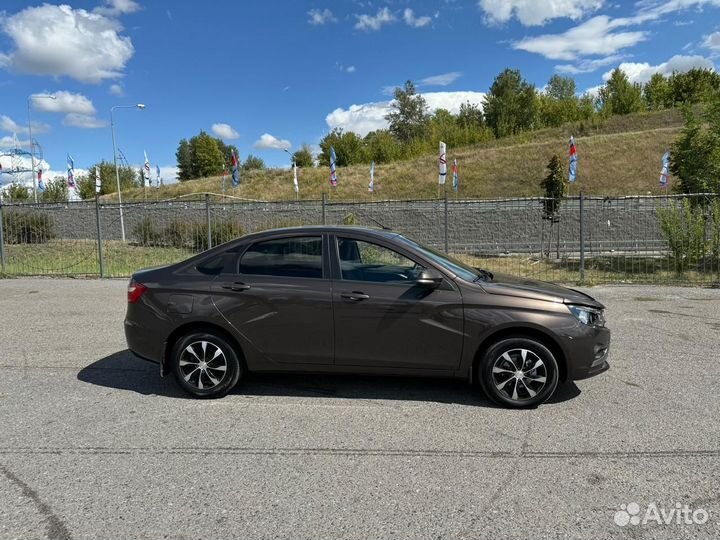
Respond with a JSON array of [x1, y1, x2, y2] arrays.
[[568, 305, 604, 326]]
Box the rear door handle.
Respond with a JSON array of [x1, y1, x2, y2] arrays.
[[221, 282, 251, 292], [341, 292, 370, 302]]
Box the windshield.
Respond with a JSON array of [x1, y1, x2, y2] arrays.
[[395, 235, 481, 282]]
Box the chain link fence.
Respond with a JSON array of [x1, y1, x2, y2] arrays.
[[1, 193, 718, 285]]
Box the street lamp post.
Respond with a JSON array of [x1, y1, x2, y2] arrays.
[[110, 103, 145, 242], [283, 148, 298, 201], [28, 94, 56, 204]]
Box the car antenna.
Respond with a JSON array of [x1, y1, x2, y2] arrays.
[[364, 215, 392, 230]]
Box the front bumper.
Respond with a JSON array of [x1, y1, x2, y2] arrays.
[[564, 324, 611, 381]]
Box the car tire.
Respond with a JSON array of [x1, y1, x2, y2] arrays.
[[171, 331, 242, 398], [478, 337, 559, 409]]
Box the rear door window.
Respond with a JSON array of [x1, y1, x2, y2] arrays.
[[239, 236, 323, 279]]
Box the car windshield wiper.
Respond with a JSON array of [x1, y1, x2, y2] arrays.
[[473, 268, 494, 282]]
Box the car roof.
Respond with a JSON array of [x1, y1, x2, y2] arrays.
[[241, 225, 401, 241]]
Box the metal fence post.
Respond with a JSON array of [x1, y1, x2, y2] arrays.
[[95, 193, 105, 277], [579, 192, 585, 283], [444, 190, 449, 253], [0, 202, 5, 272], [205, 194, 212, 250], [322, 193, 327, 225]]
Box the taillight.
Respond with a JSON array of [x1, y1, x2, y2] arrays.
[[127, 280, 148, 304]]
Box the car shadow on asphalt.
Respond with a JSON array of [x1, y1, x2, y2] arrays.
[[77, 350, 582, 407]]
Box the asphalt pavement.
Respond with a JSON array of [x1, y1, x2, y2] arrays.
[[0, 278, 718, 539]]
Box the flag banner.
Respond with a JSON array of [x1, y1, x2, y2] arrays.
[[222, 162, 227, 192], [293, 162, 299, 193], [144, 151, 151, 187], [231, 150, 240, 186], [330, 146, 337, 187], [439, 142, 447, 185], [452, 159, 459, 193], [568, 136, 577, 183], [659, 151, 670, 188], [67, 154, 75, 188], [95, 167, 101, 194], [156, 165, 161, 188], [38, 168, 45, 192], [368, 161, 375, 193]]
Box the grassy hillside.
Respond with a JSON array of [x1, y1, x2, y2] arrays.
[[106, 109, 685, 203]]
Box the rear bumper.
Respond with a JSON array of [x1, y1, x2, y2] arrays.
[[124, 318, 163, 365], [565, 325, 611, 381]]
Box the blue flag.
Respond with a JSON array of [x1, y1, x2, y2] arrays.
[[156, 164, 161, 187], [659, 151, 670, 188], [67, 154, 75, 188], [38, 168, 45, 192], [231, 150, 240, 186], [330, 146, 337, 187], [368, 161, 374, 193], [452, 159, 459, 193], [568, 136, 577, 183]]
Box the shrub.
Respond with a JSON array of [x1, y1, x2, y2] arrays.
[[131, 216, 162, 246], [134, 218, 243, 251], [658, 198, 707, 272], [2, 210, 56, 244]]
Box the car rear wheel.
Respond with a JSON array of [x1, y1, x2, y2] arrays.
[[171, 332, 242, 398], [478, 337, 559, 408]]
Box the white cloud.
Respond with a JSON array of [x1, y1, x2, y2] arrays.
[[419, 72, 462, 86], [0, 135, 31, 149], [0, 115, 50, 135], [254, 133, 291, 150], [602, 54, 715, 84], [346, 65, 357, 73], [308, 8, 337, 25], [94, 0, 141, 16], [0, 4, 134, 83], [555, 55, 625, 74], [325, 91, 486, 137], [704, 31, 720, 51], [211, 123, 240, 140], [355, 8, 396, 31], [31, 91, 96, 115], [62, 113, 107, 129], [109, 83, 124, 96], [479, 0, 604, 26], [513, 15, 648, 60], [158, 165, 179, 184], [403, 8, 432, 28]]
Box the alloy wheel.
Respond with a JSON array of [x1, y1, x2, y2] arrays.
[[178, 340, 229, 390], [491, 348, 548, 402]]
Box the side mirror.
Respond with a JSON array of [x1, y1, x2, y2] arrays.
[[416, 269, 443, 288]]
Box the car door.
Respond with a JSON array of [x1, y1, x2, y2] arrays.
[[331, 235, 464, 370], [211, 234, 334, 366]]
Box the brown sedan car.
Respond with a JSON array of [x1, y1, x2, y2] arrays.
[[125, 226, 610, 408]]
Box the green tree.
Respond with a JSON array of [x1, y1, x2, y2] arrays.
[[318, 129, 368, 166], [4, 183, 30, 201], [385, 80, 429, 143], [41, 177, 69, 202], [483, 69, 538, 137], [191, 131, 224, 178], [546, 75, 576, 101], [292, 145, 314, 168], [363, 130, 402, 164], [176, 139, 193, 181], [669, 104, 720, 194], [541, 155, 565, 218], [88, 160, 137, 196], [242, 155, 265, 170], [598, 69, 643, 115], [538, 75, 581, 128], [214, 138, 239, 168], [668, 68, 720, 106], [643, 73, 672, 110], [457, 101, 485, 129]]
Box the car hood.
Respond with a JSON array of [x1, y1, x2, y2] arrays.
[[479, 273, 604, 308]]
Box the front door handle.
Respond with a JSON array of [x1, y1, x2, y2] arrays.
[[341, 292, 370, 302], [221, 282, 251, 292]]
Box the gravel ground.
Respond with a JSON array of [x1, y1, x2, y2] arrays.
[[0, 278, 718, 540]]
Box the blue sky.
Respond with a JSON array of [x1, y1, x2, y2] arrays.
[[1, 0, 719, 183]]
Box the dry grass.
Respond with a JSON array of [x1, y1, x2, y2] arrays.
[[103, 109, 685, 203]]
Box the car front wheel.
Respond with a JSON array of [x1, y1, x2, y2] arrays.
[[171, 331, 242, 398], [479, 337, 559, 408]]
